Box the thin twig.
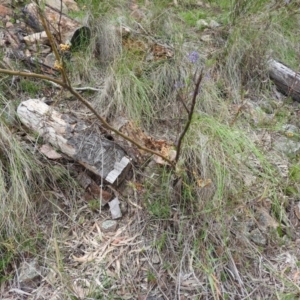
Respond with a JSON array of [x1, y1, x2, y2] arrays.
[[177, 93, 189, 114], [35, 0, 69, 84], [175, 70, 203, 163], [58, 0, 63, 43], [49, 80, 102, 91]]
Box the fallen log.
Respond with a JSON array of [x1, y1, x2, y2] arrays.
[[17, 99, 131, 186], [268, 59, 300, 102]]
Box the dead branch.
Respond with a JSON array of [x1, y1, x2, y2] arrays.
[[175, 70, 204, 163]]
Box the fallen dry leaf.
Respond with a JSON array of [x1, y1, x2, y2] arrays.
[[132, 181, 143, 191], [77, 172, 112, 204], [197, 178, 212, 188], [111, 236, 126, 245], [72, 246, 114, 263], [117, 120, 175, 163], [153, 147, 176, 165], [293, 271, 300, 283], [151, 43, 174, 60], [40, 144, 62, 159]]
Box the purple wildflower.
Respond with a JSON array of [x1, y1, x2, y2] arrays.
[[204, 72, 211, 81], [174, 81, 186, 90], [188, 51, 199, 64]]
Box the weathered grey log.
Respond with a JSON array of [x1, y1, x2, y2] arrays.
[[17, 99, 131, 185], [268, 59, 300, 102]]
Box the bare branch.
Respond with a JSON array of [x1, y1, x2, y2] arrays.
[[175, 70, 204, 163], [34, 0, 68, 84]]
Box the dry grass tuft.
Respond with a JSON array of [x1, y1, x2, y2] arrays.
[[0, 123, 39, 235]]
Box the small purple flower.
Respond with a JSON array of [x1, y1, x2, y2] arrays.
[[204, 72, 211, 81], [188, 51, 199, 64], [174, 81, 185, 90]]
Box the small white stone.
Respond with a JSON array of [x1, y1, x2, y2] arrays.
[[196, 19, 208, 28], [201, 35, 212, 42], [209, 20, 221, 28], [151, 254, 160, 264], [109, 197, 122, 219], [101, 220, 118, 232], [5, 21, 13, 28]]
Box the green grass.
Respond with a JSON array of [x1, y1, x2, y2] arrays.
[[0, 114, 79, 290], [19, 79, 42, 96], [144, 167, 172, 219], [289, 164, 300, 181], [0, 239, 15, 283], [111, 55, 155, 124], [179, 10, 209, 27]]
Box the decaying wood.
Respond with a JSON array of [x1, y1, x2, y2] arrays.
[[23, 31, 49, 46], [22, 2, 90, 47], [17, 99, 131, 185], [268, 59, 300, 102], [77, 172, 112, 205]]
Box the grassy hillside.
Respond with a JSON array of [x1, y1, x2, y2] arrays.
[[1, 0, 300, 299]]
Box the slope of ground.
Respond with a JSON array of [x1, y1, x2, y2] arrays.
[[1, 0, 300, 299]]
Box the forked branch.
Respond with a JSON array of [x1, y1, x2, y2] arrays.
[[175, 70, 204, 163]]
